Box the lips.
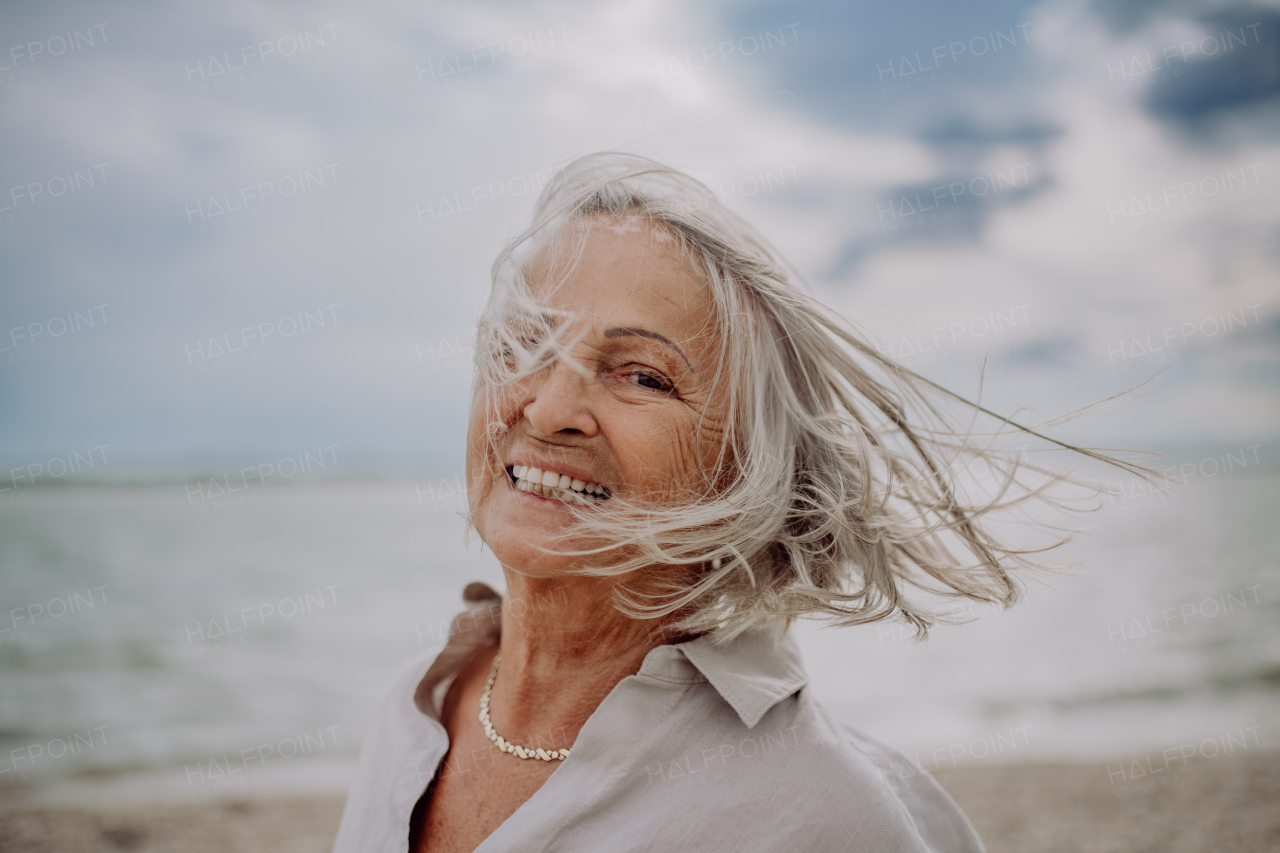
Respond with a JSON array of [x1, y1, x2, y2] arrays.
[[506, 464, 611, 506]]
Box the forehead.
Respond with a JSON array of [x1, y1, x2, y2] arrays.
[[524, 217, 717, 348]]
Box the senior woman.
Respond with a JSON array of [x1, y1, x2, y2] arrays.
[[333, 154, 1134, 853]]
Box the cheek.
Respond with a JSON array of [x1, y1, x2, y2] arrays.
[[463, 408, 492, 524], [623, 409, 726, 500], [694, 405, 729, 466], [465, 387, 518, 503]]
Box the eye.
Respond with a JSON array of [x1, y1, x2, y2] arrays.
[[499, 331, 546, 367], [497, 339, 522, 365], [626, 370, 674, 394]]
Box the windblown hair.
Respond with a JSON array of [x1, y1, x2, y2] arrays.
[[467, 152, 1150, 644]]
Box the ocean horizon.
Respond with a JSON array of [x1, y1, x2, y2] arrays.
[[1, 466, 1276, 805]]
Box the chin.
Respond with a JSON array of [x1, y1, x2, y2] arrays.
[[489, 538, 576, 578], [468, 484, 573, 579]]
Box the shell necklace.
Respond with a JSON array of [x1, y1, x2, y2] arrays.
[[478, 653, 571, 761]]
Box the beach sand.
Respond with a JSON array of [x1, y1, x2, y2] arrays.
[[1, 752, 1276, 852], [936, 751, 1280, 852]]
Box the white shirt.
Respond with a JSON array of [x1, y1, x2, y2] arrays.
[[332, 584, 986, 852]]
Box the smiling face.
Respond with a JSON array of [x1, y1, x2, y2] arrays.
[[465, 216, 730, 578]]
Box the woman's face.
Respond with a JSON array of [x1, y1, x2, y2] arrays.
[[465, 217, 729, 577]]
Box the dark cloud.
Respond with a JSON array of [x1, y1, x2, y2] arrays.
[[1088, 0, 1174, 36], [826, 169, 1050, 280], [1147, 9, 1280, 121], [723, 0, 1061, 278], [723, 0, 1047, 132]]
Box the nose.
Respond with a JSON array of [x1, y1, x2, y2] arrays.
[[521, 357, 600, 439]]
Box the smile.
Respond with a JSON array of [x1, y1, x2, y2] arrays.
[[506, 465, 611, 506]]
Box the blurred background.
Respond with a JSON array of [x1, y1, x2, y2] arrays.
[[0, 0, 1277, 829]]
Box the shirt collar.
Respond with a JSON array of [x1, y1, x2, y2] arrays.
[[669, 625, 809, 729], [426, 583, 809, 730]]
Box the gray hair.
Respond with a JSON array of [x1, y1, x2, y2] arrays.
[[467, 152, 1148, 644]]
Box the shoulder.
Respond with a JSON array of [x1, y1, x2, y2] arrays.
[[376, 648, 441, 720], [765, 690, 986, 853], [655, 628, 984, 851], [331, 649, 445, 853], [630, 685, 985, 852], [336, 584, 504, 853], [348, 646, 443, 771]]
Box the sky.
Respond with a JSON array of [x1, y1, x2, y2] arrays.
[[1, 0, 1277, 480]]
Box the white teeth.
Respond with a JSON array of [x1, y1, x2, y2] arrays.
[[508, 464, 608, 503]]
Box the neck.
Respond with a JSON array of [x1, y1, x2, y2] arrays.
[[488, 570, 675, 746]]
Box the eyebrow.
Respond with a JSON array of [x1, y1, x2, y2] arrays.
[[603, 326, 694, 372]]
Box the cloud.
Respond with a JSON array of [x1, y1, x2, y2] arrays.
[[0, 0, 1275, 476], [1146, 8, 1280, 121]]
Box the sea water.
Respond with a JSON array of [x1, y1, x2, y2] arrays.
[[0, 472, 1275, 803]]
